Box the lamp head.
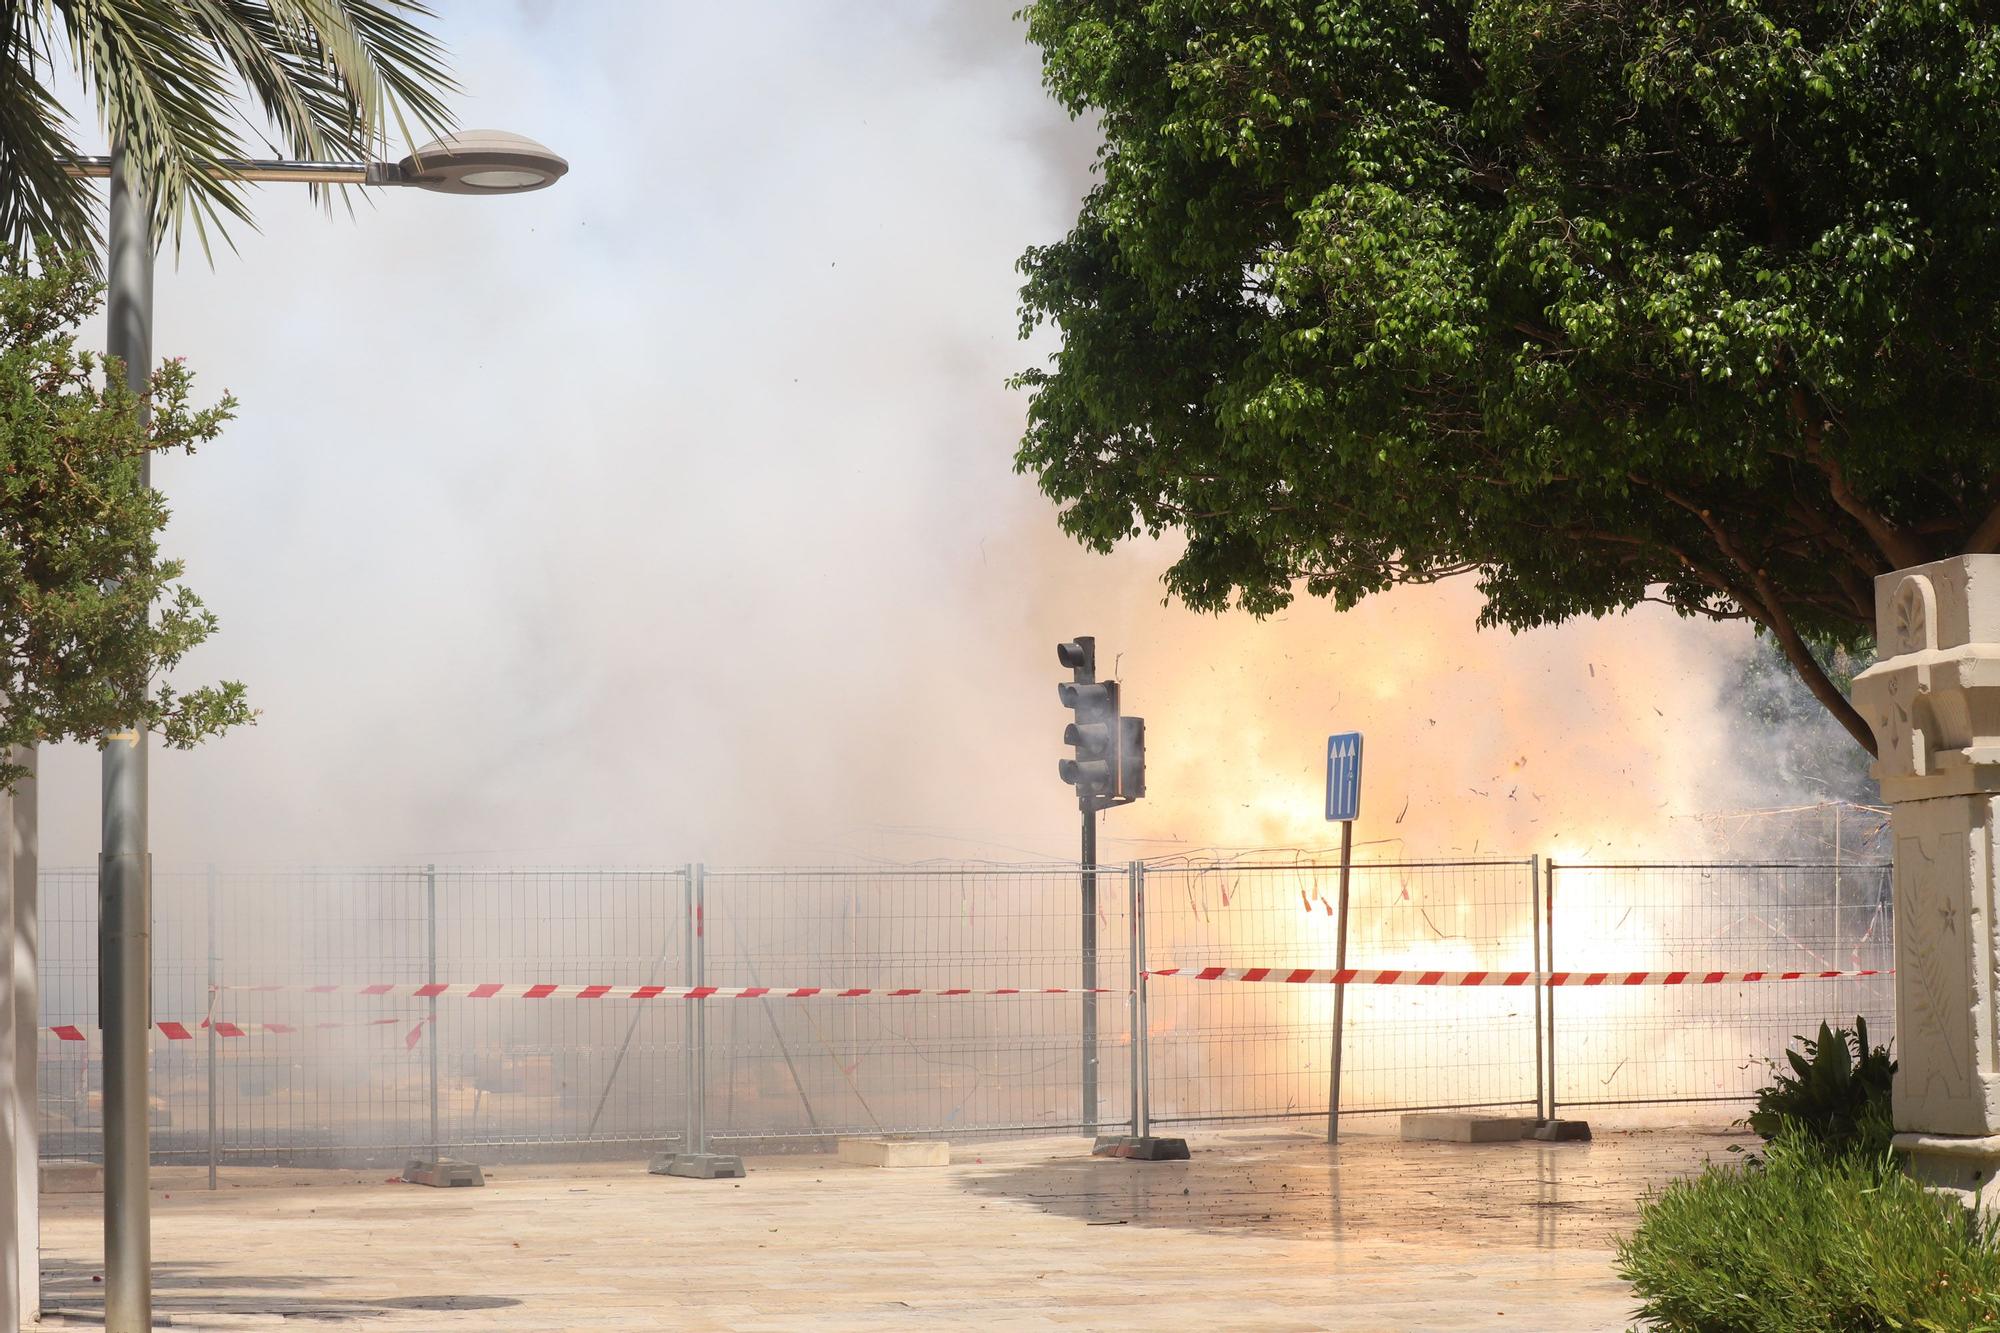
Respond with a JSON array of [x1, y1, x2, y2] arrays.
[[396, 130, 568, 195]]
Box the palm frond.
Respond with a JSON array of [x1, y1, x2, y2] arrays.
[[54, 0, 261, 253], [0, 12, 98, 258], [5, 0, 457, 261]]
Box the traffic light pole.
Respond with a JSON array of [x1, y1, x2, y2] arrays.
[[1058, 634, 1182, 1162], [1080, 797, 1097, 1129]]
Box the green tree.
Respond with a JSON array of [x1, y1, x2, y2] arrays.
[[0, 259, 251, 789], [1014, 0, 2000, 753], [0, 1, 454, 256]]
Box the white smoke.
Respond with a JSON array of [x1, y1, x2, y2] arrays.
[[28, 1, 1816, 871]]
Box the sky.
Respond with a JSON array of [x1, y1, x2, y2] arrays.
[[29, 1, 1809, 870]]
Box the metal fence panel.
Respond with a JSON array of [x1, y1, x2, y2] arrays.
[[43, 868, 240, 1164], [432, 867, 688, 1153], [699, 865, 1129, 1140], [33, 856, 1900, 1165], [1546, 861, 1895, 1108], [42, 866, 690, 1166], [1139, 860, 1541, 1126]]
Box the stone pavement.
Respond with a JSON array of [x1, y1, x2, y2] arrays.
[[31, 1123, 1744, 1331]]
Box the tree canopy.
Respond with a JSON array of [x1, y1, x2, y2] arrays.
[[0, 260, 252, 789], [1013, 0, 2000, 752]]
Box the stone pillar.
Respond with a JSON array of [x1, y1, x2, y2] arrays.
[[1853, 556, 2000, 1204]]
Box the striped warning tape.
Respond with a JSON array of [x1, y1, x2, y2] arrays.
[[209, 970, 1892, 998], [1143, 966, 1889, 986], [44, 1016, 432, 1048], [212, 982, 1121, 1000]]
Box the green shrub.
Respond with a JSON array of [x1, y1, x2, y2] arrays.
[[1744, 1017, 1895, 1158], [1618, 1132, 2000, 1332]]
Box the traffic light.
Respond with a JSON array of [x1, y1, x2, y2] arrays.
[[1056, 635, 1147, 808], [1117, 715, 1145, 799], [1057, 637, 1095, 676], [1059, 679, 1120, 799]]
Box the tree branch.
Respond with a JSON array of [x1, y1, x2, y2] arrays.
[[1967, 493, 2000, 553], [1790, 390, 1930, 569], [1636, 475, 1878, 755]]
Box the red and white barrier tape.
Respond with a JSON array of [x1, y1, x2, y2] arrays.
[[44, 1016, 432, 1049], [1144, 966, 1889, 986], [213, 982, 1120, 1000]]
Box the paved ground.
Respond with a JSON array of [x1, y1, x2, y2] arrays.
[[31, 1121, 1744, 1331]]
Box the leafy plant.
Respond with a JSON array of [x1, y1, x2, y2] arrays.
[[1618, 1130, 2000, 1333], [1744, 1017, 1895, 1159], [1014, 0, 2000, 753], [0, 256, 254, 788]]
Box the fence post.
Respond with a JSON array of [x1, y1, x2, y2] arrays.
[[1530, 854, 1545, 1122], [693, 864, 707, 1155], [425, 864, 439, 1160], [1545, 859, 1558, 1121], [1127, 862, 1142, 1137], [1091, 861, 1184, 1160], [649, 864, 743, 1178], [1137, 862, 1154, 1139], [206, 864, 217, 1190], [684, 866, 698, 1152]]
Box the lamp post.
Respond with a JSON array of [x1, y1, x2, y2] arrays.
[[66, 129, 565, 1333]]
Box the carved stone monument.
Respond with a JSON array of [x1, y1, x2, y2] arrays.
[[1853, 555, 2000, 1205]]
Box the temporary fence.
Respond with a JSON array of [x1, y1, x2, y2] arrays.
[[1543, 861, 1895, 1111], [1137, 859, 1541, 1128], [41, 866, 692, 1168], [697, 865, 1129, 1142], [32, 856, 1893, 1171]]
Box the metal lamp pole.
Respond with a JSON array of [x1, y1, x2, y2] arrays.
[[73, 129, 567, 1333], [99, 143, 155, 1332]]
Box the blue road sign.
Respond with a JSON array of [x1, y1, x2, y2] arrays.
[[1325, 732, 1363, 822]]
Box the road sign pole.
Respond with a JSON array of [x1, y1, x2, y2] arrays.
[[1327, 818, 1354, 1144], [1322, 730, 1363, 1144]]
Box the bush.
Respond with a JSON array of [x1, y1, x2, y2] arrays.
[[1618, 1132, 2000, 1332], [1744, 1017, 1895, 1159]]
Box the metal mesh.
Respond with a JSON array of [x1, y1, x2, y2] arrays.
[[41, 866, 691, 1165], [1545, 861, 1895, 1109], [41, 868, 220, 1164], [1139, 860, 1541, 1126], [432, 867, 687, 1152], [700, 865, 1130, 1139], [34, 856, 1899, 1165]]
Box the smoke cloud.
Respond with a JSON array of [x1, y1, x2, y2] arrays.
[[30, 1, 1822, 871]]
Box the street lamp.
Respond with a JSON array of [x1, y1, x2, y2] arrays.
[[396, 129, 570, 192], [64, 128, 570, 191], [66, 127, 566, 1333]]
